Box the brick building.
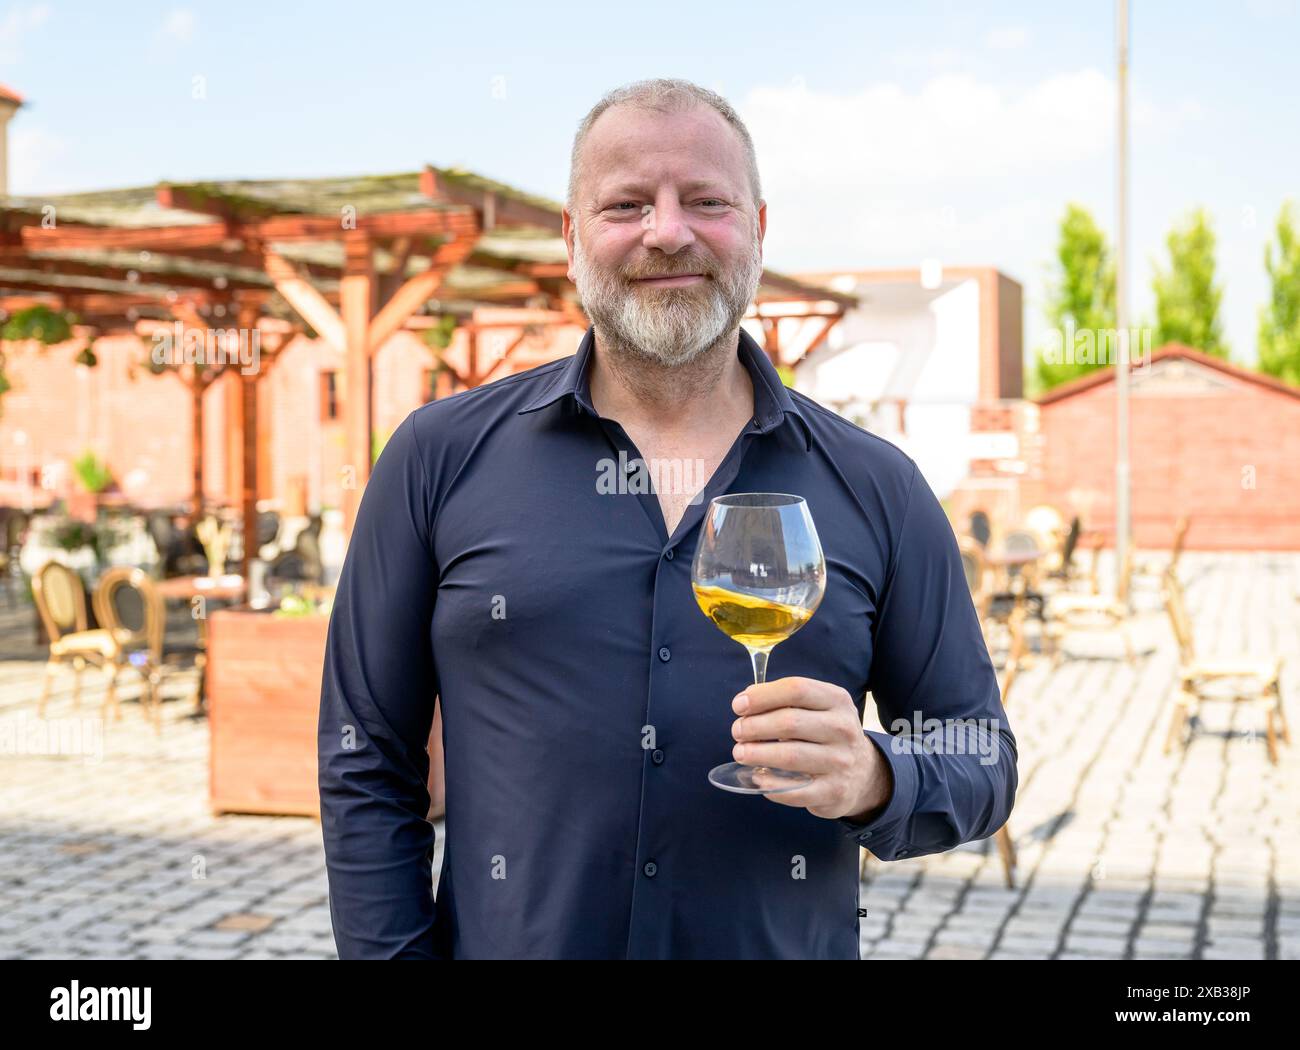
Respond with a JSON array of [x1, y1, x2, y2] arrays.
[[950, 344, 1300, 550], [0, 317, 585, 513]]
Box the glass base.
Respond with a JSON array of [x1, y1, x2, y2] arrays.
[[708, 761, 813, 795]]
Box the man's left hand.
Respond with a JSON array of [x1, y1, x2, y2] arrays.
[[731, 676, 893, 822]]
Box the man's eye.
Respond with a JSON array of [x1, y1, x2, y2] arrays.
[[609, 202, 641, 212], [699, 199, 726, 207]]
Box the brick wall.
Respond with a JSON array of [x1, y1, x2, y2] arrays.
[[1034, 359, 1300, 550], [0, 321, 585, 513]]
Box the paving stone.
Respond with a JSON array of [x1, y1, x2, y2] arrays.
[[2, 552, 1292, 961]]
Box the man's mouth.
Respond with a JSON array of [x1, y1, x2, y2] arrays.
[[630, 273, 707, 288]]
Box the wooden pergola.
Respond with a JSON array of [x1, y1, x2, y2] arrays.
[[1, 166, 856, 580]]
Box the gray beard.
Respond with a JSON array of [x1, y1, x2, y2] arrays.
[[572, 227, 764, 369]]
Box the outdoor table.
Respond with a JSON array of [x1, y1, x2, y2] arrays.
[[154, 573, 247, 603], [985, 546, 1046, 619], [155, 574, 247, 714]]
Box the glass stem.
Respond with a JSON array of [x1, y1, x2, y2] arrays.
[[747, 646, 769, 685]]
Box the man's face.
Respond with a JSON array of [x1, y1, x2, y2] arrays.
[[564, 104, 767, 367]]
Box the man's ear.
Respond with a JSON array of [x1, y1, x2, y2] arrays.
[[562, 208, 577, 282]]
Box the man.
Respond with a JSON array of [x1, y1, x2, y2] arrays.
[[318, 77, 1017, 960]]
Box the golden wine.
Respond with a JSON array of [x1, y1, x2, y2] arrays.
[[692, 583, 813, 649]]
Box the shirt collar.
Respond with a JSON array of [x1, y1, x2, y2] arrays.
[[516, 324, 814, 452]]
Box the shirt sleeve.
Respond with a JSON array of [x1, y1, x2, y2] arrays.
[[836, 460, 1019, 862], [318, 410, 443, 958]]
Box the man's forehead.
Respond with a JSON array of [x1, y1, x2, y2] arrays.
[[583, 105, 746, 190]]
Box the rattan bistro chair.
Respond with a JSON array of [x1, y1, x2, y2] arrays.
[[32, 561, 128, 718], [1133, 515, 1190, 589], [93, 566, 203, 733], [1043, 546, 1136, 666], [992, 601, 1027, 888], [1161, 568, 1290, 764]]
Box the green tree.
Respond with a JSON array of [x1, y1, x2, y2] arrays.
[[1032, 203, 1116, 392], [1152, 208, 1228, 357], [1258, 200, 1300, 386]]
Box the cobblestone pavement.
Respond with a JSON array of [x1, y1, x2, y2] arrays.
[[1, 552, 1296, 959]]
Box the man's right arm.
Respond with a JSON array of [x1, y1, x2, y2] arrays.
[[317, 410, 443, 959]]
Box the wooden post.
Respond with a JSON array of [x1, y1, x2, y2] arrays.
[[237, 301, 261, 584], [225, 369, 243, 518], [762, 315, 780, 366], [191, 364, 205, 515], [340, 233, 375, 536]]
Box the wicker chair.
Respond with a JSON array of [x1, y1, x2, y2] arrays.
[[0, 507, 29, 603], [32, 561, 128, 718], [1133, 515, 1190, 589], [1043, 545, 1136, 666], [1161, 568, 1290, 763], [93, 566, 203, 733], [992, 601, 1027, 888]]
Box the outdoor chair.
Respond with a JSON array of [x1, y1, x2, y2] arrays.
[[1043, 545, 1136, 666], [959, 537, 992, 618], [1044, 515, 1083, 589], [32, 560, 128, 718], [0, 506, 29, 603], [992, 601, 1028, 888], [1132, 515, 1190, 589], [93, 566, 204, 733], [1161, 567, 1290, 764]]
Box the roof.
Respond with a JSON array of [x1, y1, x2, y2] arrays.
[[0, 168, 851, 323], [0, 83, 22, 107], [1036, 343, 1300, 405], [793, 266, 1019, 293]]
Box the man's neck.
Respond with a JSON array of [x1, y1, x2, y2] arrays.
[[587, 327, 755, 436]]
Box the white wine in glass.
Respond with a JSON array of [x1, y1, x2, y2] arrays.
[[692, 492, 826, 794]]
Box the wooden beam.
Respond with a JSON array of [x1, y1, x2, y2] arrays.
[[340, 233, 374, 537], [263, 250, 346, 350], [420, 165, 562, 234], [22, 223, 234, 252], [378, 236, 414, 304], [19, 208, 478, 251], [367, 236, 477, 353]]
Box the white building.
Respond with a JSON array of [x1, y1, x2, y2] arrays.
[[784, 267, 1023, 500]]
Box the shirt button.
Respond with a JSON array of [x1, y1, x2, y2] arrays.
[[643, 860, 658, 878], [896, 848, 909, 857], [860, 831, 872, 841], [651, 749, 665, 765], [664, 548, 674, 560], [658, 646, 671, 662]]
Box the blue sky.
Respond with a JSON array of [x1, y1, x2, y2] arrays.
[[3, 0, 1298, 364]]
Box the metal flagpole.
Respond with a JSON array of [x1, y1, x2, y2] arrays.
[[1115, 0, 1132, 605]]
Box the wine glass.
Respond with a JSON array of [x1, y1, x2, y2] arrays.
[[692, 492, 826, 794]]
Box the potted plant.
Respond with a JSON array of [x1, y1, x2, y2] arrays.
[[69, 450, 113, 523]]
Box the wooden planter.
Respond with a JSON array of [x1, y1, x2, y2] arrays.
[[207, 607, 329, 817], [206, 606, 445, 819]]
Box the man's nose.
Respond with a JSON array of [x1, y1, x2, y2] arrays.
[[641, 195, 695, 254]]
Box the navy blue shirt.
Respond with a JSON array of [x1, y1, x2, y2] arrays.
[[318, 324, 1017, 959]]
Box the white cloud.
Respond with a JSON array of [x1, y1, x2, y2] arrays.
[[745, 71, 1120, 190], [739, 72, 1207, 359], [985, 26, 1030, 50], [744, 71, 1201, 196], [0, 3, 52, 65], [889, 46, 965, 73], [159, 9, 197, 45]]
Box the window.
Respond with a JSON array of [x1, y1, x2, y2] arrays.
[[320, 370, 339, 421]]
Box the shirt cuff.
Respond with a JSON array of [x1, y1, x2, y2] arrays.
[[836, 729, 918, 856]]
